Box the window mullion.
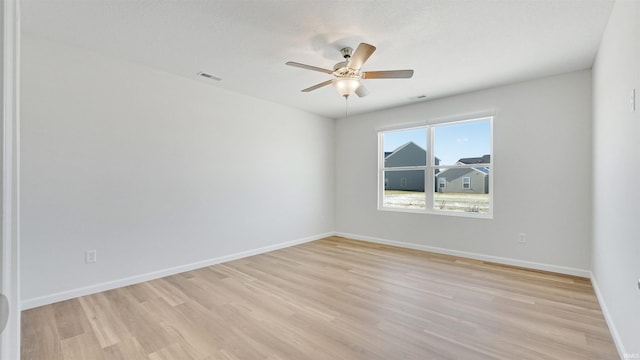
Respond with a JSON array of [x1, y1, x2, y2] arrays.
[[381, 166, 427, 171], [425, 125, 435, 211]]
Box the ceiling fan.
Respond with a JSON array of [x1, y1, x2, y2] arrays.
[[285, 43, 414, 98]]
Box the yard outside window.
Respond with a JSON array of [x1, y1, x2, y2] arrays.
[[379, 117, 493, 217]]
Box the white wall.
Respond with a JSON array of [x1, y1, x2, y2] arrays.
[[592, 0, 640, 356], [335, 70, 593, 275], [20, 35, 334, 307]]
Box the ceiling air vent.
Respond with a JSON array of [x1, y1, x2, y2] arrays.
[[197, 72, 222, 81]]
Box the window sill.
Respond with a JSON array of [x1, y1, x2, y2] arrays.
[[378, 206, 493, 219]]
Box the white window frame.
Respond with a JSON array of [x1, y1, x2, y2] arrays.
[[378, 116, 493, 218]]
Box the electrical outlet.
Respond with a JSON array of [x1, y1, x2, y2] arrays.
[[518, 233, 527, 244], [85, 250, 97, 264]]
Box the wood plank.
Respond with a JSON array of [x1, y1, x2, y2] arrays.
[[21, 305, 64, 360], [78, 292, 129, 348], [52, 299, 90, 340], [60, 333, 104, 360]]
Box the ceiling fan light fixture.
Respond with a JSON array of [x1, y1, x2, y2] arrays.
[[332, 77, 361, 97]]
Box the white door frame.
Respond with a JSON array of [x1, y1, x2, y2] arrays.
[[1, 0, 20, 358]]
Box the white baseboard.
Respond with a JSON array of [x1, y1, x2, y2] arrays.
[[334, 232, 591, 278], [21, 232, 333, 310], [590, 273, 625, 360], [21, 231, 592, 308]]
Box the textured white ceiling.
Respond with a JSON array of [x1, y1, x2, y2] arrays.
[[21, 0, 614, 119]]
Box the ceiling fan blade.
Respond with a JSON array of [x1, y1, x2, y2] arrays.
[[301, 79, 333, 92], [347, 43, 376, 70], [285, 61, 333, 74], [355, 84, 370, 97], [362, 70, 414, 79]]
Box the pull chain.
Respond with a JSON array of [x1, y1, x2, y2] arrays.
[[344, 95, 349, 117]]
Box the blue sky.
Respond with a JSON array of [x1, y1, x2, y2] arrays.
[[383, 119, 491, 165]]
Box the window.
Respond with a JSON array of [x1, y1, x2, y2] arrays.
[[379, 116, 492, 217], [439, 177, 446, 190], [462, 177, 471, 189]]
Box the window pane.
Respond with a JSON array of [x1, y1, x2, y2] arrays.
[[383, 170, 425, 209], [434, 168, 490, 214], [434, 119, 491, 166], [383, 128, 427, 168]]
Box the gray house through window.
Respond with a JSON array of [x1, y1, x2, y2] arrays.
[[384, 142, 440, 192]]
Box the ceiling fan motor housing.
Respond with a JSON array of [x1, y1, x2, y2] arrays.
[[333, 64, 360, 77], [334, 46, 361, 76]]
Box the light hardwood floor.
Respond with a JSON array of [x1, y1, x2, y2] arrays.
[[22, 236, 619, 359]]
